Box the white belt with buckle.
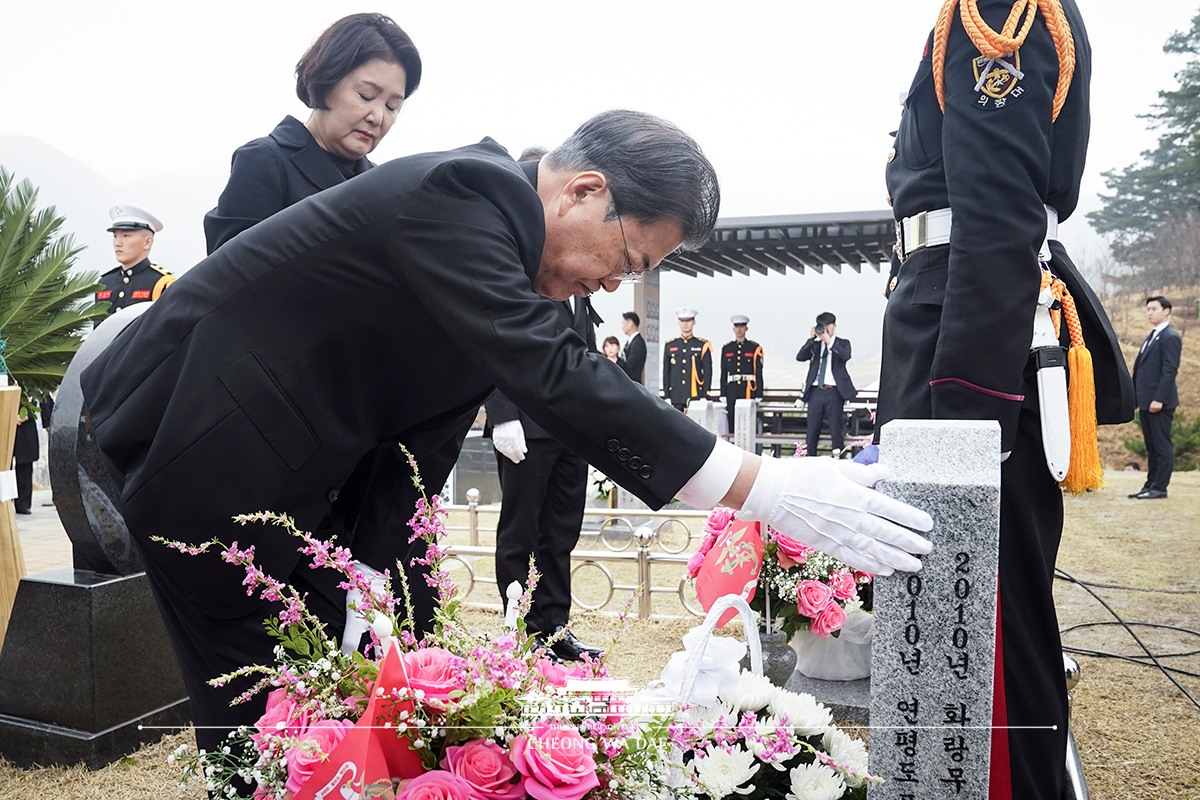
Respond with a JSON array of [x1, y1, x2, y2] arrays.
[[729, 374, 756, 381], [898, 205, 1059, 261]]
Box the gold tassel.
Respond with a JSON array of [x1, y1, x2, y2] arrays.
[[1061, 344, 1104, 493]]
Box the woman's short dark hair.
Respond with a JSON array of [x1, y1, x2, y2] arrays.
[[603, 336, 621, 348], [545, 110, 720, 251], [296, 14, 422, 110]]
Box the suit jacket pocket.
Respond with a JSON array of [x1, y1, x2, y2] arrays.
[[219, 352, 318, 470]]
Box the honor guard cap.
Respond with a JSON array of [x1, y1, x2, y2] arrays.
[[107, 204, 163, 233], [675, 308, 697, 320], [731, 314, 749, 325]]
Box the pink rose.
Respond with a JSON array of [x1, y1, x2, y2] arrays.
[[828, 571, 857, 601], [686, 550, 707, 578], [510, 722, 599, 800], [703, 507, 736, 539], [810, 599, 847, 637], [402, 647, 466, 704], [775, 533, 815, 569], [284, 718, 354, 795], [398, 770, 475, 800], [796, 580, 834, 617], [442, 739, 525, 800], [251, 688, 310, 749]]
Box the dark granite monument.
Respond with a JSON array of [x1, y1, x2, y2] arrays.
[[0, 303, 190, 768]]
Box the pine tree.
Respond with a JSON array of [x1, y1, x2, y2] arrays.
[[0, 167, 108, 406], [1088, 11, 1200, 274]]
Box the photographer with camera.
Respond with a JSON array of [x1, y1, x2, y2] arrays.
[[796, 312, 856, 456]]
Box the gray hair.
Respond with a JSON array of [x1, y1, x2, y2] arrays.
[[545, 110, 720, 250]]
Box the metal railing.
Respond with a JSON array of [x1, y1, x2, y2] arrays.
[[441, 493, 710, 619]]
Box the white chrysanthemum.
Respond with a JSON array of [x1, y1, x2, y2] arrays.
[[691, 745, 759, 799], [769, 690, 833, 737], [726, 671, 777, 712], [689, 698, 740, 735], [786, 761, 845, 800], [823, 728, 869, 788]]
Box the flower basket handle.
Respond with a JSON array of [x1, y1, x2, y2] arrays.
[[677, 593, 763, 705]]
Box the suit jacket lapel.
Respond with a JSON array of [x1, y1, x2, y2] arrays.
[[270, 116, 359, 192]]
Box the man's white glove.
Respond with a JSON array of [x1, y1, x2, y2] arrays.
[[739, 456, 933, 576], [491, 419, 527, 464], [342, 561, 388, 655]]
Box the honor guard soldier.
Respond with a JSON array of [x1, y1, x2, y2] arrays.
[[662, 308, 712, 411], [97, 205, 175, 315], [720, 314, 764, 433], [876, 2, 1132, 798]]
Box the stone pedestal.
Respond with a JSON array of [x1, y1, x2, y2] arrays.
[[869, 420, 1001, 800], [0, 568, 190, 767]]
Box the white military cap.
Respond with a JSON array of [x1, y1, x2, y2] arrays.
[[675, 308, 697, 320], [107, 204, 163, 233], [730, 314, 749, 325]]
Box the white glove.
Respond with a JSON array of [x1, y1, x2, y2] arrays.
[[739, 456, 933, 576], [491, 419, 527, 464], [341, 561, 388, 655]]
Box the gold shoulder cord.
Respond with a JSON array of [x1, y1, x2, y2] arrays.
[[932, 0, 1075, 121]]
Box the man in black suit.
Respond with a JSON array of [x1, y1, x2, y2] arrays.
[[78, 110, 933, 752], [620, 311, 646, 383], [796, 312, 855, 456], [487, 295, 603, 661], [1131, 296, 1182, 499]]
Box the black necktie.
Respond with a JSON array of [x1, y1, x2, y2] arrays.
[[817, 344, 829, 385]]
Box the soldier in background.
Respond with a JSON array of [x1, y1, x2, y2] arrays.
[[720, 314, 764, 434], [97, 205, 175, 315], [662, 308, 711, 411]]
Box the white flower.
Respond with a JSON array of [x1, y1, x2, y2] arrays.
[[726, 672, 777, 713], [688, 698, 739, 735], [769, 690, 833, 737], [691, 745, 759, 799], [822, 729, 869, 788], [786, 762, 845, 800], [744, 714, 787, 763]]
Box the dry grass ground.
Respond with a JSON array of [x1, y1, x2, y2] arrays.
[[1, 471, 1195, 799]]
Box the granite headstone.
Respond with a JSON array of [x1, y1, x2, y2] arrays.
[[869, 420, 1001, 800], [0, 303, 190, 768]]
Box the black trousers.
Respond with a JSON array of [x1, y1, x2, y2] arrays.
[[805, 386, 846, 454], [494, 439, 587, 634], [995, 401, 1068, 800], [13, 461, 32, 513], [1140, 406, 1175, 492]]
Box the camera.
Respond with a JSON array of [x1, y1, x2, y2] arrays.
[[814, 323, 825, 334]]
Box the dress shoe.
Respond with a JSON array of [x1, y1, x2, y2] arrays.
[[1128, 487, 1149, 498], [1135, 490, 1168, 499], [547, 626, 604, 662], [14, 509, 31, 515]]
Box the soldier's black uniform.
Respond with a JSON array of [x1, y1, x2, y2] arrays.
[[662, 335, 712, 410], [719, 339, 763, 432], [95, 258, 175, 314], [877, 3, 1130, 798]]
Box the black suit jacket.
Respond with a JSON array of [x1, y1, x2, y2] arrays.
[[203, 116, 372, 254], [486, 296, 601, 440], [80, 140, 713, 617], [1133, 324, 1182, 411], [621, 332, 646, 383], [796, 337, 856, 402]]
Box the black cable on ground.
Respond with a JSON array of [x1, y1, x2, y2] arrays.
[[1054, 568, 1200, 712]]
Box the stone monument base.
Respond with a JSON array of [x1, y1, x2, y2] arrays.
[[785, 671, 870, 727], [0, 568, 191, 768]]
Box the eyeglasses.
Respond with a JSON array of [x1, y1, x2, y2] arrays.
[[607, 193, 646, 284]]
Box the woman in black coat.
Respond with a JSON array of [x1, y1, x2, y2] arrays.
[[203, 13, 422, 253]]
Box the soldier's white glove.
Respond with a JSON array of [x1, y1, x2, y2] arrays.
[[342, 561, 388, 655], [739, 456, 933, 576], [492, 420, 527, 464]]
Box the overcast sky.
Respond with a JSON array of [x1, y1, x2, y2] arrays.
[[3, 0, 1196, 386]]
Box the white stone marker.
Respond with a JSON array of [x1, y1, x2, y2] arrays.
[[869, 420, 1001, 800]]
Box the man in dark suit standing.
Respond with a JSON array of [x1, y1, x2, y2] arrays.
[[78, 110, 933, 753], [796, 312, 855, 456], [1131, 296, 1182, 499], [620, 311, 646, 383], [487, 295, 603, 661]]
